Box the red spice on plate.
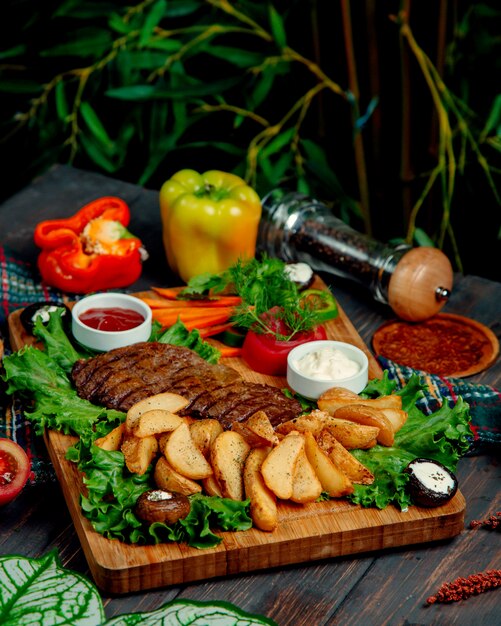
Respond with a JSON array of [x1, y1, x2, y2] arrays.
[[372, 313, 499, 377]]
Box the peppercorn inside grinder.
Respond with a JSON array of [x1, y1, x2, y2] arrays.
[[258, 190, 453, 322]]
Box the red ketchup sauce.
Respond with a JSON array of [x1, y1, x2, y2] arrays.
[[79, 307, 145, 332]]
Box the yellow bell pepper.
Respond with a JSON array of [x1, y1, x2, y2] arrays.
[[159, 169, 262, 283]]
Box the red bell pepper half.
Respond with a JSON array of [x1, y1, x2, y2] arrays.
[[34, 196, 146, 294]]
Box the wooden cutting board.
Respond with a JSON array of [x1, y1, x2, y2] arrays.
[[7, 278, 466, 594]]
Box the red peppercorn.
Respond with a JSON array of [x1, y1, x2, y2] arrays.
[[469, 511, 501, 531], [426, 570, 501, 604]]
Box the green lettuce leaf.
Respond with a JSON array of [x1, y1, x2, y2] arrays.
[[349, 373, 472, 510], [78, 443, 251, 548], [0, 551, 277, 625]]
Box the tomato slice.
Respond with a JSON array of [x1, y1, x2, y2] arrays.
[[241, 324, 328, 376], [0, 439, 31, 506]]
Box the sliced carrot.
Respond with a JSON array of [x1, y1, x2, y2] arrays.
[[152, 307, 233, 323], [151, 287, 185, 299], [141, 297, 241, 310], [151, 287, 242, 307], [198, 322, 235, 338], [152, 310, 233, 329], [218, 346, 243, 358]]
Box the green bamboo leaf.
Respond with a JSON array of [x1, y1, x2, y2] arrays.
[[165, 0, 201, 18], [80, 102, 114, 152], [268, 5, 287, 48], [106, 76, 241, 101], [0, 79, 42, 94], [250, 67, 277, 108], [54, 0, 118, 19], [0, 44, 26, 59], [79, 131, 117, 173], [40, 28, 112, 58], [54, 81, 69, 122], [480, 94, 501, 138], [108, 12, 137, 34], [116, 50, 177, 70], [205, 46, 265, 68], [139, 0, 167, 48], [146, 38, 183, 53], [413, 228, 436, 247], [260, 127, 295, 158]]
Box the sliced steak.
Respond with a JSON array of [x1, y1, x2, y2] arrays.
[[71, 342, 301, 426]]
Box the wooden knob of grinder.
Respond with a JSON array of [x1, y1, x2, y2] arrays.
[[387, 247, 453, 321]]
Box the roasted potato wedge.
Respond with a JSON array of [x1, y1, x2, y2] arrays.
[[302, 411, 379, 449], [316, 429, 374, 485], [164, 421, 213, 480], [303, 432, 354, 497], [318, 387, 402, 414], [334, 405, 394, 446], [232, 411, 279, 447], [261, 432, 304, 500], [243, 447, 278, 532], [210, 431, 250, 500], [275, 413, 325, 438], [378, 408, 408, 433], [126, 392, 189, 433], [94, 423, 125, 451], [132, 409, 185, 438], [190, 419, 224, 458], [202, 473, 223, 497], [121, 434, 158, 475], [154, 456, 202, 496], [291, 448, 323, 504]]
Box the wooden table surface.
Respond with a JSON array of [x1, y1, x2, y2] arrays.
[[1, 165, 500, 625]]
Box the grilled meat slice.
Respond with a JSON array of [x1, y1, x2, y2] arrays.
[[71, 342, 302, 426]]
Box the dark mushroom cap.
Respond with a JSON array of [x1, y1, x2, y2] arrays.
[[404, 458, 458, 508]]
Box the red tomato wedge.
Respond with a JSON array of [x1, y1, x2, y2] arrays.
[[241, 324, 328, 376], [0, 439, 31, 506]]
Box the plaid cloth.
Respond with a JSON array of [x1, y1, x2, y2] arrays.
[[1, 245, 499, 484]]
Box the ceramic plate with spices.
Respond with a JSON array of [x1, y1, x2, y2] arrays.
[[372, 313, 499, 377]]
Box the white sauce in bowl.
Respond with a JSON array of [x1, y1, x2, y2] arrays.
[[294, 347, 361, 381]]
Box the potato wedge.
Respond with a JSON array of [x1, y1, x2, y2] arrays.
[[164, 421, 213, 480], [243, 447, 278, 532], [94, 423, 125, 451], [306, 411, 379, 449], [202, 473, 223, 497], [121, 434, 158, 475], [211, 431, 251, 500], [261, 432, 304, 500], [154, 456, 202, 496], [275, 413, 325, 438], [334, 405, 394, 446], [126, 392, 189, 433], [378, 408, 408, 433], [303, 432, 354, 497], [318, 387, 402, 414], [132, 409, 185, 438], [291, 448, 323, 504], [190, 419, 224, 458], [232, 411, 279, 447], [316, 429, 374, 485]]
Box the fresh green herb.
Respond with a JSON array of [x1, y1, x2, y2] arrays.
[[0, 551, 277, 625], [182, 255, 337, 339], [349, 374, 472, 510]]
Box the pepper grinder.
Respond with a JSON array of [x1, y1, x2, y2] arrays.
[[258, 189, 453, 322]]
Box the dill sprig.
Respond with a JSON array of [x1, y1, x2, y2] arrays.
[[182, 256, 325, 339]]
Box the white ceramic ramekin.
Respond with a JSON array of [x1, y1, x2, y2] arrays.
[[286, 340, 369, 400], [71, 292, 152, 352]]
